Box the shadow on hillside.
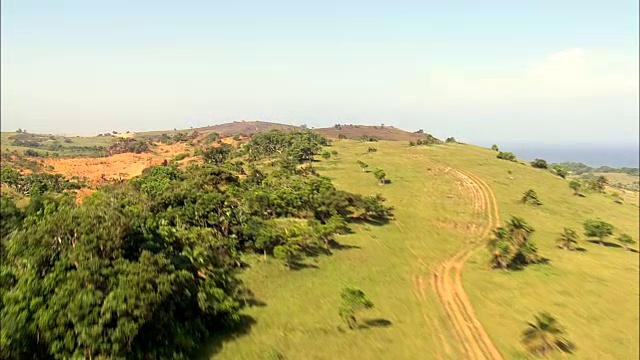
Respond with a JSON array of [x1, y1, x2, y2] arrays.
[[197, 314, 256, 359], [328, 240, 361, 251], [289, 261, 320, 271], [575, 247, 588, 252], [508, 257, 550, 271], [236, 288, 267, 308], [358, 318, 393, 329], [349, 217, 391, 226], [586, 240, 638, 252]]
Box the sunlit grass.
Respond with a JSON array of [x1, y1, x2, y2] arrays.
[[210, 140, 638, 360]]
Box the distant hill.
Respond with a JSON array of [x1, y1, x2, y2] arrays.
[[555, 161, 639, 176], [315, 124, 439, 142], [138, 121, 440, 142], [137, 121, 301, 139]]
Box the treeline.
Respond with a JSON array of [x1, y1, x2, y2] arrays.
[[1, 166, 85, 196], [0, 130, 392, 359], [554, 162, 639, 176]]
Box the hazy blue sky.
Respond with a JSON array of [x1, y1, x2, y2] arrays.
[[2, 0, 638, 144]]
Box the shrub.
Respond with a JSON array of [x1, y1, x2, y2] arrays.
[[530, 158, 548, 169], [497, 151, 516, 161]]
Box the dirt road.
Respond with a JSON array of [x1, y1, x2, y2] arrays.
[[431, 168, 503, 360]]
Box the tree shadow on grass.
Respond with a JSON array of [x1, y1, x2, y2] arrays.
[[349, 217, 391, 226], [197, 314, 256, 360], [289, 261, 320, 271], [508, 257, 551, 271], [575, 247, 588, 252], [328, 239, 361, 251], [586, 240, 639, 252], [358, 318, 393, 329]]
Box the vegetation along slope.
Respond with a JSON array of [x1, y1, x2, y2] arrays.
[[0, 125, 638, 360]]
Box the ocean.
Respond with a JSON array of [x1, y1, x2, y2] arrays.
[[491, 143, 639, 168]]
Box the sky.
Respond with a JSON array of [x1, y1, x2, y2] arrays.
[[1, 0, 639, 145]]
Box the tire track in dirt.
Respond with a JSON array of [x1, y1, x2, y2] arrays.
[[431, 168, 503, 360]]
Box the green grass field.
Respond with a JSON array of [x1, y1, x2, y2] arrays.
[[1, 131, 115, 157], [209, 141, 639, 359]]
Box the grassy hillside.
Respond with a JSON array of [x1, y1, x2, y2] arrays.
[[210, 140, 639, 360], [1, 131, 114, 157]]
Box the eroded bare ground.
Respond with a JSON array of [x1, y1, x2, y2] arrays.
[[413, 168, 503, 360]]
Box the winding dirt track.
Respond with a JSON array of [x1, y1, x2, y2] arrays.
[[430, 168, 503, 360]]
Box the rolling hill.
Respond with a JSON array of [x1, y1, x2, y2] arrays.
[[1, 122, 638, 359], [208, 139, 639, 360]]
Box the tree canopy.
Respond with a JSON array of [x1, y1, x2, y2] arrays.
[[0, 130, 392, 359]]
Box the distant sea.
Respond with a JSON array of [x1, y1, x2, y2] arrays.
[[493, 143, 639, 168]]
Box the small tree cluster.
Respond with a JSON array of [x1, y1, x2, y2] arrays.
[[580, 174, 608, 193], [445, 137, 457, 143], [106, 138, 150, 155], [491, 144, 499, 151]]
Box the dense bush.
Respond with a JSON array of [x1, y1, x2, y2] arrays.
[[497, 151, 516, 161], [359, 135, 379, 142], [107, 138, 150, 155], [0, 130, 393, 359], [530, 158, 548, 169]]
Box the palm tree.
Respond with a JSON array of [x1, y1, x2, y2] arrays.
[[521, 312, 574, 357], [556, 228, 579, 251]]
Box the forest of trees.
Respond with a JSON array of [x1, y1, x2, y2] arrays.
[[0, 130, 393, 359]]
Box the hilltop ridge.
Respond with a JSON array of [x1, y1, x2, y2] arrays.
[[135, 120, 441, 142]]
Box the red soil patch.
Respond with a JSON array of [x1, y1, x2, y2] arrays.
[[43, 142, 189, 186]]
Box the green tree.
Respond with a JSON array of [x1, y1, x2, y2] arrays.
[[497, 151, 516, 161], [445, 137, 457, 143], [357, 160, 369, 172], [530, 159, 548, 169], [521, 312, 574, 357], [339, 286, 374, 329], [568, 179, 581, 196], [491, 144, 499, 151], [273, 244, 301, 269], [583, 219, 614, 245], [617, 233, 636, 251], [594, 175, 608, 192], [521, 189, 542, 206], [373, 168, 387, 185], [556, 228, 579, 251], [321, 151, 331, 160], [202, 143, 234, 165], [551, 164, 568, 179]]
